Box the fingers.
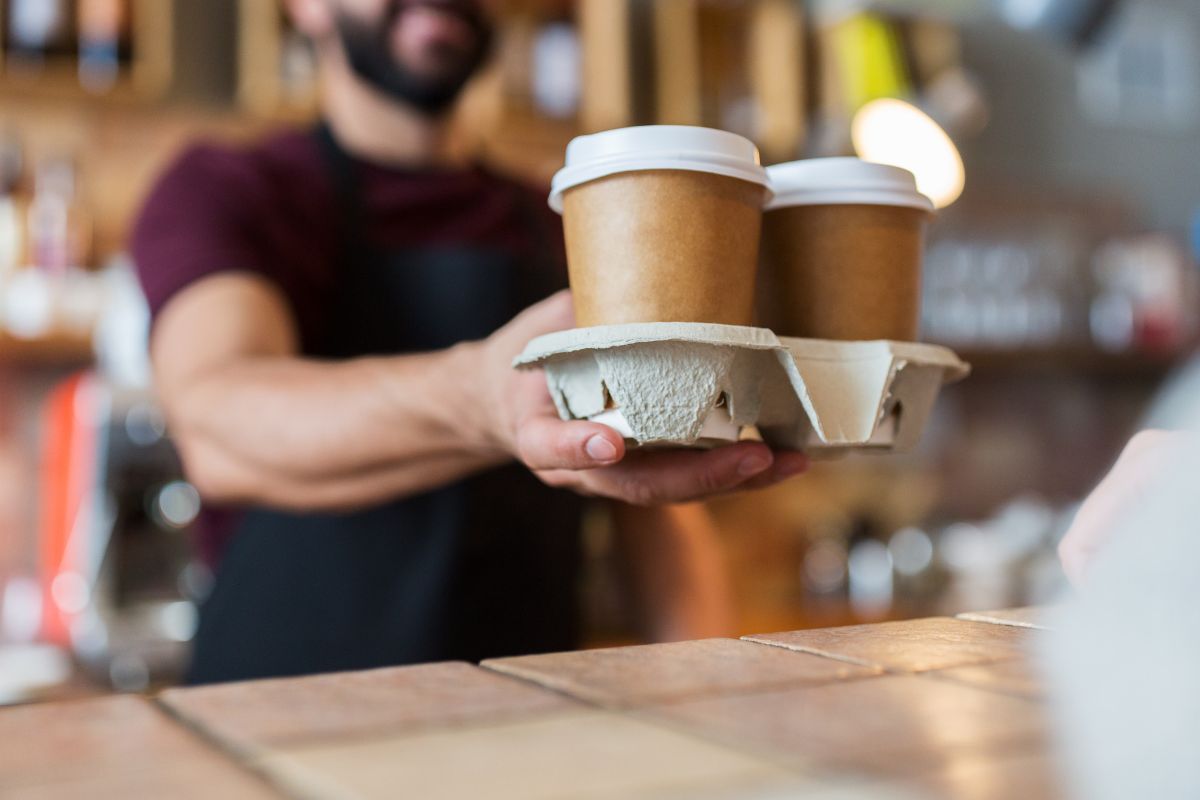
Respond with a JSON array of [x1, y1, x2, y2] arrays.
[[516, 414, 626, 471], [534, 436, 812, 504], [560, 442, 778, 506], [502, 290, 575, 342], [738, 449, 810, 491]]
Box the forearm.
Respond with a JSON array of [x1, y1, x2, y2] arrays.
[[168, 341, 505, 507], [613, 502, 737, 642], [152, 279, 805, 515], [184, 434, 497, 510]]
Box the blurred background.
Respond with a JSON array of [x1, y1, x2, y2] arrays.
[[0, 0, 1198, 701]]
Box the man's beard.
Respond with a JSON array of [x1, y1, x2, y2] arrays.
[[335, 0, 493, 116]]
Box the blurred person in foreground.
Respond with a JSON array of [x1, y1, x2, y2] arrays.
[[1058, 429, 1192, 587], [133, 0, 808, 684], [1045, 423, 1200, 799]]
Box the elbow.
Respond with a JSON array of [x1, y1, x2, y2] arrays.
[[162, 397, 278, 506], [174, 434, 354, 513], [158, 385, 253, 505], [173, 435, 259, 506]]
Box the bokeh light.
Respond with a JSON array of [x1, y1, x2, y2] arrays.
[[852, 98, 966, 209]]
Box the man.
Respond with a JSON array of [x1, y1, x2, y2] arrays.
[[134, 0, 807, 684]]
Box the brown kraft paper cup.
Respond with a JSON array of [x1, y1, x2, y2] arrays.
[[763, 203, 927, 341], [562, 169, 766, 327]]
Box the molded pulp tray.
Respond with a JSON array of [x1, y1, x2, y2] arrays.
[[514, 323, 970, 454]]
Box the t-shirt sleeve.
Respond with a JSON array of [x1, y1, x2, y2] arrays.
[[131, 144, 276, 321]]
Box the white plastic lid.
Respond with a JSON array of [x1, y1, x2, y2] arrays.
[[548, 125, 772, 213], [766, 158, 935, 214]]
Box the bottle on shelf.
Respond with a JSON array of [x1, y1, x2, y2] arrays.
[[78, 0, 132, 93], [7, 0, 74, 70], [278, 12, 318, 107], [27, 158, 92, 276], [0, 134, 25, 275]]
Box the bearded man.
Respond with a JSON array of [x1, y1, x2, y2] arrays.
[[133, 0, 807, 684]]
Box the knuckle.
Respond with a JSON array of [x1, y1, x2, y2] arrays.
[[516, 426, 551, 469], [515, 434, 538, 469], [539, 470, 566, 488], [694, 464, 730, 497], [555, 434, 584, 466], [619, 477, 661, 507]]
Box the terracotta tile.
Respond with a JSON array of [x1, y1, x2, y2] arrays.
[[956, 607, 1054, 631], [901, 749, 1065, 800], [641, 776, 925, 800], [10, 758, 279, 800], [256, 709, 813, 800], [646, 674, 1049, 776], [0, 695, 275, 797], [160, 661, 576, 753], [745, 617, 1035, 673], [923, 659, 1045, 700], [483, 638, 880, 707]]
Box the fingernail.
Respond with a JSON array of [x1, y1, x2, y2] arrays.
[[586, 435, 619, 463], [738, 454, 771, 477]]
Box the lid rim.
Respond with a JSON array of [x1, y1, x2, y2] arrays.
[[549, 160, 772, 213], [548, 125, 770, 214], [765, 158, 935, 214], [766, 190, 935, 214]]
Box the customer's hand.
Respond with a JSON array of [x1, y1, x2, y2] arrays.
[[1059, 429, 1186, 588], [477, 291, 809, 505]]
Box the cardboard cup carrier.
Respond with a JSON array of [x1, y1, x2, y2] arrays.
[[549, 126, 770, 326], [763, 158, 934, 341], [532, 134, 967, 454]]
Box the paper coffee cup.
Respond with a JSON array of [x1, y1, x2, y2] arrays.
[[550, 126, 771, 327], [763, 158, 934, 341]]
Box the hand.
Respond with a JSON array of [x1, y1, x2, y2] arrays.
[[474, 291, 809, 505], [1058, 429, 1185, 588]]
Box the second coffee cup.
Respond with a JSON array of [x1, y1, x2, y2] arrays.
[[550, 126, 771, 327], [762, 159, 934, 341]]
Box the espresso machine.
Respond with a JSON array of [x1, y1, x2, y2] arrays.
[[39, 373, 207, 690]]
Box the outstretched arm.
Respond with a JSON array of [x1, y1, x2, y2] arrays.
[[153, 275, 808, 511]]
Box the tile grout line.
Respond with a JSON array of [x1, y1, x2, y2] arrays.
[[914, 667, 1045, 704], [954, 614, 1049, 631], [482, 665, 890, 711], [163, 663, 608, 759], [149, 694, 300, 799], [739, 633, 1032, 681], [479, 660, 820, 779], [477, 659, 613, 709], [738, 635, 887, 670]]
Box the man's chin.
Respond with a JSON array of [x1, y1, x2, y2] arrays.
[[399, 47, 479, 83], [335, 1, 492, 115]]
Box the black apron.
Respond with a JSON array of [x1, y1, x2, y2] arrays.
[[186, 127, 584, 684]]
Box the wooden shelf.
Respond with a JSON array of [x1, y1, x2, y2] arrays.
[[952, 346, 1188, 378], [0, 332, 93, 367], [0, 62, 146, 106], [0, 0, 173, 106], [236, 0, 319, 119]]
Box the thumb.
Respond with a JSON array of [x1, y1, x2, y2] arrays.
[[503, 290, 576, 343]]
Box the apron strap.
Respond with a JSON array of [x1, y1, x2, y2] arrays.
[[314, 122, 369, 263]]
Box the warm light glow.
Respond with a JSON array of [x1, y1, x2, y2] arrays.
[[852, 98, 966, 209]]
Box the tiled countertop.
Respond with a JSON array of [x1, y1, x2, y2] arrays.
[[0, 609, 1061, 799]]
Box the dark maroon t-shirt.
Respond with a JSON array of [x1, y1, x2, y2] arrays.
[[131, 128, 567, 564]]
